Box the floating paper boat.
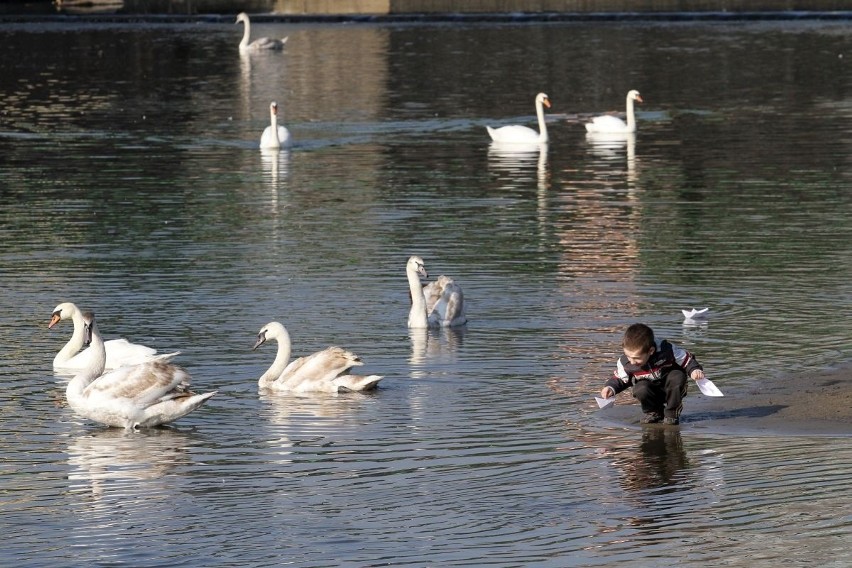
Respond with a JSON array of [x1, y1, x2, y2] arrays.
[[595, 396, 615, 409], [696, 378, 724, 397], [682, 307, 709, 320]]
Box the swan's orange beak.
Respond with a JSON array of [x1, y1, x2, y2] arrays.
[[636, 95, 644, 103], [48, 313, 61, 329], [543, 99, 552, 109]]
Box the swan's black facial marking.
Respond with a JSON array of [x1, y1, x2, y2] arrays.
[[252, 330, 268, 350]]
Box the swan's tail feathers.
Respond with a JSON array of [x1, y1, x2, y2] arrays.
[[584, 122, 594, 133], [135, 390, 217, 429], [153, 351, 181, 363], [281, 36, 289, 44], [336, 374, 383, 393], [486, 126, 498, 140]]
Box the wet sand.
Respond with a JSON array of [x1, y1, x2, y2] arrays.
[[600, 366, 852, 437]]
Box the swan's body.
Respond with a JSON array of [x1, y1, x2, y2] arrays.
[[65, 312, 215, 430], [260, 101, 292, 149], [487, 92, 551, 144], [253, 322, 382, 393], [406, 256, 467, 329], [585, 90, 643, 134], [49, 302, 179, 372], [236, 12, 288, 52]]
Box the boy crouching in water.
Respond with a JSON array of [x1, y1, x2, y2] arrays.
[[600, 323, 705, 425]]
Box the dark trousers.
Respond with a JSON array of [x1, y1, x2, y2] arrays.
[[632, 370, 688, 419]]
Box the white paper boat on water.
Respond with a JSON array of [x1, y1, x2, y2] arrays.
[[595, 396, 615, 409], [696, 378, 724, 397], [682, 307, 709, 320]]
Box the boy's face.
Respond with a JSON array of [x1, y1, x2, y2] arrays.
[[624, 345, 655, 366]]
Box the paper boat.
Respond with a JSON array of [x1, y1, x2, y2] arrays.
[[682, 307, 709, 320], [695, 378, 724, 397], [595, 396, 615, 409]]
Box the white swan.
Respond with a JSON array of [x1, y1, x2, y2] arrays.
[[487, 92, 551, 144], [49, 302, 179, 372], [235, 12, 288, 52], [252, 321, 383, 393], [260, 101, 292, 149], [66, 311, 216, 430], [585, 90, 643, 134], [406, 256, 467, 328]]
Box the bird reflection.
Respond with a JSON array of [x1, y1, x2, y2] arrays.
[[585, 132, 637, 185], [258, 390, 374, 459], [408, 326, 466, 379], [260, 148, 290, 189], [488, 142, 551, 250], [487, 141, 548, 176], [66, 428, 194, 502]]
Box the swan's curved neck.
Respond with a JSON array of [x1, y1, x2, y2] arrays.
[[66, 324, 106, 406], [54, 308, 85, 366], [625, 96, 636, 131], [535, 99, 548, 143], [407, 268, 429, 328], [239, 19, 251, 50], [260, 330, 291, 388]]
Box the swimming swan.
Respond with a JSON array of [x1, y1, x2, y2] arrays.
[[487, 92, 551, 144], [260, 101, 292, 149], [406, 256, 467, 328], [585, 90, 643, 134], [252, 321, 383, 393], [65, 311, 215, 430], [49, 302, 179, 372], [236, 12, 288, 52]]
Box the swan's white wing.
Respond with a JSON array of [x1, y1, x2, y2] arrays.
[[277, 126, 292, 147], [83, 361, 190, 408], [103, 338, 160, 369], [260, 126, 276, 148], [276, 347, 363, 392], [249, 36, 287, 50], [487, 125, 540, 144], [425, 276, 466, 327], [56, 338, 168, 372], [585, 114, 628, 133]]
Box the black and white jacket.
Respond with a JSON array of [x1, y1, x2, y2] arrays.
[[604, 340, 702, 395]]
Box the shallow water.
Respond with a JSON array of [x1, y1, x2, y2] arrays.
[[0, 17, 850, 567]]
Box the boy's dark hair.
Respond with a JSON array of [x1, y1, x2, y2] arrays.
[[622, 323, 655, 352]]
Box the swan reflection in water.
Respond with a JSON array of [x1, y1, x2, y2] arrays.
[[66, 428, 195, 502], [488, 141, 550, 249], [261, 148, 290, 188], [258, 390, 379, 461], [408, 326, 467, 380], [585, 131, 637, 185]]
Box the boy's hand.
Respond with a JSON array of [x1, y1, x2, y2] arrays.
[[600, 386, 615, 399], [690, 369, 705, 381]]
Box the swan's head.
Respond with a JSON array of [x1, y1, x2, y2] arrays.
[[253, 321, 286, 350], [269, 102, 279, 116], [536, 93, 551, 109], [81, 311, 96, 347], [628, 90, 643, 103], [48, 302, 78, 329], [407, 256, 428, 279], [235, 12, 249, 25]]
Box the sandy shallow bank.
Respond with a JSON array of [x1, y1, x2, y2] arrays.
[[599, 365, 852, 437]]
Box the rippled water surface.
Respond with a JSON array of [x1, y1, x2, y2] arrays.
[[1, 17, 850, 567]]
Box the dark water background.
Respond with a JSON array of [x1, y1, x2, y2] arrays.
[[0, 17, 850, 567]]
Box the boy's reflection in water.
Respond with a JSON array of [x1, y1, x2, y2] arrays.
[[619, 428, 690, 491]]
